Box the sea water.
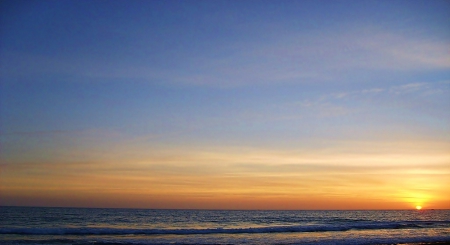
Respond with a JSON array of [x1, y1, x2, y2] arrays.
[[1, 206, 449, 245]]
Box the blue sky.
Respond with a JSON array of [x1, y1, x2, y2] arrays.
[[1, 0, 449, 209]]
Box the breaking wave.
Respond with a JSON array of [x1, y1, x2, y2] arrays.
[[2, 220, 448, 236]]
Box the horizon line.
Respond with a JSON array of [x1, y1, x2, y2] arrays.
[[2, 205, 447, 211]]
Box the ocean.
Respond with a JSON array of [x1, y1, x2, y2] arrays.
[[0, 207, 449, 245]]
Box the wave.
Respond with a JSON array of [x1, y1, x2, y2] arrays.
[[1, 221, 449, 236]]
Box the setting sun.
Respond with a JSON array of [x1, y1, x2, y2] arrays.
[[416, 206, 422, 210]]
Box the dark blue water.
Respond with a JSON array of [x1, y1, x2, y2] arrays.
[[1, 206, 449, 244]]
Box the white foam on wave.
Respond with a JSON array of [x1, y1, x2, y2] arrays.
[[1, 220, 449, 236]]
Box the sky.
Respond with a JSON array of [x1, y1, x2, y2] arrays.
[[1, 0, 449, 210]]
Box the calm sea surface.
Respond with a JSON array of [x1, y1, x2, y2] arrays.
[[1, 206, 449, 245]]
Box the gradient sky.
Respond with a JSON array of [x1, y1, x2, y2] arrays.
[[1, 0, 449, 210]]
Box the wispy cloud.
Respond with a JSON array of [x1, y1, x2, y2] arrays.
[[170, 28, 450, 87], [2, 27, 448, 88], [282, 81, 450, 118]]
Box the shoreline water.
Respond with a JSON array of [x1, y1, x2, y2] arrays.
[[396, 243, 450, 245], [1, 207, 449, 245]]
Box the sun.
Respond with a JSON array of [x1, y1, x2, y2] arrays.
[[416, 205, 422, 210]]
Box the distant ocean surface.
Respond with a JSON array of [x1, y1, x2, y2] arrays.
[[1, 207, 450, 245]]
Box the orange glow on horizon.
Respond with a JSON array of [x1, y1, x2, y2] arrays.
[[1, 141, 449, 210]]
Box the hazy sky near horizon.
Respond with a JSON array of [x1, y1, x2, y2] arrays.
[[1, 0, 449, 209]]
